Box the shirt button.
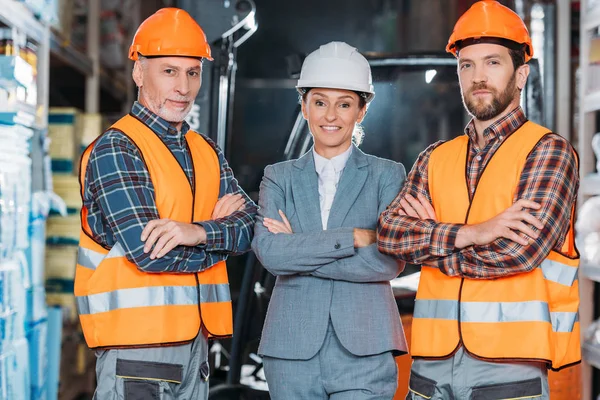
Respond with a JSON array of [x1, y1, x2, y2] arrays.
[[476, 155, 482, 161], [334, 242, 341, 249], [448, 268, 454, 274], [499, 135, 504, 140]]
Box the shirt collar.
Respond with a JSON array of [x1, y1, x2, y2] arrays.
[[131, 101, 191, 139], [464, 106, 526, 144], [313, 144, 353, 175]]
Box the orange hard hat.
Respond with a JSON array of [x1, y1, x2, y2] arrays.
[[446, 0, 533, 62], [129, 8, 213, 61]]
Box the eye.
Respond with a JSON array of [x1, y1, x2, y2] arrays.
[[188, 71, 200, 77], [459, 63, 471, 70], [339, 103, 350, 108], [488, 60, 500, 65], [164, 69, 175, 75], [315, 100, 325, 106]]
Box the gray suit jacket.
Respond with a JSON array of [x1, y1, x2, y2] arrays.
[[252, 145, 408, 360]]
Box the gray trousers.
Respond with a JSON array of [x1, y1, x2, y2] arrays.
[[263, 321, 398, 400], [406, 346, 549, 400], [93, 330, 209, 400]]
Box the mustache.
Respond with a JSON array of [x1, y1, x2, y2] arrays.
[[469, 83, 495, 93]]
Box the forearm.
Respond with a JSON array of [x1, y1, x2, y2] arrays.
[[310, 243, 405, 282], [377, 211, 462, 263], [251, 226, 355, 275], [196, 201, 257, 255]]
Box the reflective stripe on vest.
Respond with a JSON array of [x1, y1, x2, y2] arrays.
[[77, 243, 126, 270], [414, 299, 578, 333], [76, 284, 231, 315]]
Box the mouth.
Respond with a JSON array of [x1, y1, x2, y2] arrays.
[[320, 125, 342, 132], [471, 90, 491, 96], [168, 100, 190, 108]]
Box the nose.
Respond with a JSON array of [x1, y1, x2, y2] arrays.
[[471, 65, 487, 85], [176, 74, 190, 97], [325, 105, 337, 122]]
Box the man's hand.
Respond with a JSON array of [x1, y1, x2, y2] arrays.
[[354, 228, 376, 248], [263, 210, 293, 234], [212, 193, 246, 220], [399, 193, 437, 221], [455, 199, 544, 249], [141, 219, 207, 259]]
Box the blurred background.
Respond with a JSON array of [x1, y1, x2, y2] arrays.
[[1, 0, 600, 399]]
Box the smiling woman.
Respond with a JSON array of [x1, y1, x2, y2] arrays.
[[251, 41, 408, 400]]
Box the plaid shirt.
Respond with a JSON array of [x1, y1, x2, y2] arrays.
[[83, 101, 257, 273], [377, 107, 579, 279]]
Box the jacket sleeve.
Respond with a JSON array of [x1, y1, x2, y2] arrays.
[[251, 164, 356, 276], [310, 162, 406, 282]]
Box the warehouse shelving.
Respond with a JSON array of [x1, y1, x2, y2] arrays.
[[579, 1, 600, 399]]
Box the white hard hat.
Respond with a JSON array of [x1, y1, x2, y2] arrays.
[[296, 41, 375, 103]]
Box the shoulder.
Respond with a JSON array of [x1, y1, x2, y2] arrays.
[[90, 128, 139, 159], [362, 152, 405, 177]]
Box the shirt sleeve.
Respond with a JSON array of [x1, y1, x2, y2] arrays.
[[377, 141, 463, 272], [193, 136, 258, 255]]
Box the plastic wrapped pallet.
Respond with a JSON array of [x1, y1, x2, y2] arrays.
[[44, 245, 77, 321], [48, 107, 82, 175], [0, 337, 30, 400], [26, 319, 47, 399]]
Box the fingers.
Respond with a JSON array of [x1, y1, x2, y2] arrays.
[[502, 227, 530, 246], [142, 219, 169, 253], [214, 194, 245, 219], [399, 198, 418, 218], [507, 220, 540, 242], [512, 199, 541, 211], [153, 236, 179, 259], [211, 193, 231, 219], [150, 231, 175, 259], [263, 217, 292, 234], [517, 211, 544, 231], [416, 193, 437, 220], [278, 210, 293, 232]]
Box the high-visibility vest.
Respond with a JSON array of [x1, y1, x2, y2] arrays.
[[411, 121, 580, 371], [74, 114, 232, 349]]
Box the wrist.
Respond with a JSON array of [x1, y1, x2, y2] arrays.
[[194, 224, 207, 246], [455, 225, 474, 249]]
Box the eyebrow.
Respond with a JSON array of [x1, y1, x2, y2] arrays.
[[459, 54, 503, 63], [312, 92, 355, 100], [160, 64, 201, 72]]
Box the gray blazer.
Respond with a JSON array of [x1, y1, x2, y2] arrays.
[[252, 145, 408, 360]]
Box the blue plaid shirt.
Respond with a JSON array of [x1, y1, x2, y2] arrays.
[[83, 101, 257, 273]]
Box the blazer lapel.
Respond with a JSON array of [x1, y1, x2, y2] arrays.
[[326, 145, 369, 229], [291, 150, 323, 232]]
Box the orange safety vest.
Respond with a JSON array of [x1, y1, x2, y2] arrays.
[[411, 121, 580, 371], [74, 115, 233, 349]]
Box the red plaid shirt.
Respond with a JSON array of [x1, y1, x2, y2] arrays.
[[377, 106, 579, 279]]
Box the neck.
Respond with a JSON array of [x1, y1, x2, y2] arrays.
[[472, 99, 520, 147], [314, 142, 352, 160]]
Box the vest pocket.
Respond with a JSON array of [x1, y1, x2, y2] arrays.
[[407, 371, 437, 399], [470, 377, 542, 400]]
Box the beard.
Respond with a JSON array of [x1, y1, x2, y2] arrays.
[[462, 72, 518, 121], [154, 98, 193, 123]]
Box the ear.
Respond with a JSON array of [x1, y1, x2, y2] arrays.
[[356, 105, 367, 124], [516, 64, 530, 91], [301, 99, 308, 121], [132, 61, 144, 88]]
